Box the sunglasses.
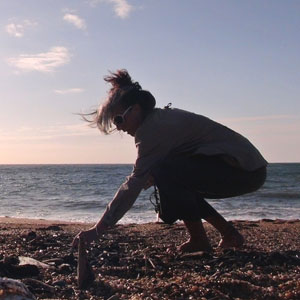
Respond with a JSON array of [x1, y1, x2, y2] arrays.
[[113, 106, 133, 125]]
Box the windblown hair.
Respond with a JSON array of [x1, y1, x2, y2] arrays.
[[82, 69, 156, 134]]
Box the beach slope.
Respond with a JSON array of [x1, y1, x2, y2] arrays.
[[0, 217, 299, 299]]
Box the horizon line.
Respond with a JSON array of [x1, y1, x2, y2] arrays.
[[0, 162, 299, 166]]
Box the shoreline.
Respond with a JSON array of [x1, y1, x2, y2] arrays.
[[1, 218, 299, 299], [1, 215, 299, 225], [0, 216, 88, 226]]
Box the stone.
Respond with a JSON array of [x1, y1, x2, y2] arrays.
[[0, 277, 36, 299]]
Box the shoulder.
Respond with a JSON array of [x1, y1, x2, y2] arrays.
[[137, 107, 212, 132], [136, 107, 182, 134], [148, 107, 201, 122], [135, 107, 202, 142]]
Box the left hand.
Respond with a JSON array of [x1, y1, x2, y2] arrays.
[[143, 175, 154, 190]]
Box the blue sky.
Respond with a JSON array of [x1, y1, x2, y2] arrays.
[[0, 0, 299, 163]]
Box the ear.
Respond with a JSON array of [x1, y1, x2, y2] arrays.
[[132, 103, 142, 113]]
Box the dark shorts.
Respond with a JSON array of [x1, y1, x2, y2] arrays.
[[151, 155, 267, 224]]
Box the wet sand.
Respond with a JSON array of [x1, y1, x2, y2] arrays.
[[0, 217, 299, 299]]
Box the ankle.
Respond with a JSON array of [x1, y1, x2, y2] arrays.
[[221, 222, 238, 237], [189, 235, 211, 248], [205, 216, 232, 236], [178, 239, 212, 253], [218, 231, 244, 249]]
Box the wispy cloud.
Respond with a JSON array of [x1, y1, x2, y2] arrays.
[[88, 0, 133, 19], [0, 123, 130, 143], [63, 13, 87, 30], [220, 114, 297, 123], [5, 19, 38, 37], [54, 88, 85, 95], [5, 23, 24, 37], [110, 0, 133, 18], [7, 46, 71, 73], [0, 124, 94, 142]]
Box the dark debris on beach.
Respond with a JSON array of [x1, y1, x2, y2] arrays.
[[0, 219, 299, 299]]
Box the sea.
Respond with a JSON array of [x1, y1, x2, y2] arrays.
[[0, 163, 299, 224]]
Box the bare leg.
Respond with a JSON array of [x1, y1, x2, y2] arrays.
[[178, 220, 212, 253], [204, 211, 230, 236], [204, 212, 244, 248]]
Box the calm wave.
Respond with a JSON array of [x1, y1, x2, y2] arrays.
[[0, 163, 299, 223]]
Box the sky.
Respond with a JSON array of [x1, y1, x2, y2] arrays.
[[0, 0, 299, 164]]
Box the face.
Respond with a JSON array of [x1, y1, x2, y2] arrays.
[[112, 104, 143, 136]]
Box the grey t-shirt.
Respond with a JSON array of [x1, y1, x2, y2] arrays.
[[99, 107, 267, 227]]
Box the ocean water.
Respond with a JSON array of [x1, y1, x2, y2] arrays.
[[0, 163, 299, 224]]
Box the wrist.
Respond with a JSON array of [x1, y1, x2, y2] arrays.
[[95, 226, 100, 237], [94, 222, 107, 238]]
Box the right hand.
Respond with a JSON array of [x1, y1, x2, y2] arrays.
[[72, 227, 98, 249]]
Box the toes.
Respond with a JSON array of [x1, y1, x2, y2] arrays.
[[178, 241, 212, 253], [218, 233, 244, 249]]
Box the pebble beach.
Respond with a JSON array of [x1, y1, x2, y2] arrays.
[[0, 217, 299, 299]]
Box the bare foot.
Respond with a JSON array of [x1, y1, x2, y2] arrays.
[[218, 227, 244, 249], [178, 239, 212, 253]]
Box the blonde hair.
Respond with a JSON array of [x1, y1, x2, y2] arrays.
[[82, 69, 155, 134]]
